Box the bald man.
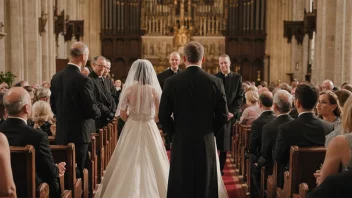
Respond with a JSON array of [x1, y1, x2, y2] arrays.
[[50, 42, 101, 178], [157, 51, 184, 90], [81, 67, 90, 76], [0, 87, 66, 197]]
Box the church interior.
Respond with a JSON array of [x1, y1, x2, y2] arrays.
[[1, 0, 352, 198], [1, 0, 351, 86]]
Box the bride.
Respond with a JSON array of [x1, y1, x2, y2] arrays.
[[94, 59, 228, 198]]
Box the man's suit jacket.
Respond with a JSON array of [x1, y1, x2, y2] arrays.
[[157, 68, 183, 89], [0, 118, 60, 196], [249, 110, 276, 161], [214, 71, 243, 151], [103, 76, 117, 114], [50, 64, 101, 144], [307, 170, 352, 198], [273, 113, 333, 166], [88, 71, 115, 129], [257, 114, 293, 167], [159, 66, 228, 198]]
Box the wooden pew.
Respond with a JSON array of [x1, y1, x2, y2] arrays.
[[10, 145, 49, 198], [232, 122, 240, 163], [50, 143, 88, 198], [91, 129, 105, 184], [10, 145, 72, 198], [261, 166, 273, 198], [48, 136, 56, 145], [87, 136, 97, 197], [276, 146, 326, 198], [292, 183, 309, 198], [267, 162, 278, 198], [102, 127, 110, 169]]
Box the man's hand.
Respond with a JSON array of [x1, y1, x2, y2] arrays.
[[314, 170, 322, 185], [56, 162, 66, 177], [228, 112, 234, 121]]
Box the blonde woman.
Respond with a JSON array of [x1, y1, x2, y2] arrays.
[[31, 101, 55, 136], [35, 87, 51, 102], [315, 96, 352, 186], [240, 90, 261, 125]]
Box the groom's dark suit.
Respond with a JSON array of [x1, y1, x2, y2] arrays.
[[50, 64, 101, 178], [159, 66, 228, 198]]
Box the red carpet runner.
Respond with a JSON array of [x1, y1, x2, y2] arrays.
[[166, 151, 244, 198]]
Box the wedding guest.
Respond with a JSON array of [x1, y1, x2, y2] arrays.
[[35, 87, 51, 102], [321, 80, 334, 91], [315, 96, 352, 186], [81, 67, 90, 76], [240, 90, 261, 125], [31, 100, 55, 136], [317, 91, 341, 129], [0, 132, 16, 198]]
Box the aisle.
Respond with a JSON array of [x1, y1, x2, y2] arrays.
[[166, 152, 245, 198], [223, 155, 246, 198]]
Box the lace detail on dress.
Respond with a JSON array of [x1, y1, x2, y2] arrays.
[[342, 133, 352, 171]]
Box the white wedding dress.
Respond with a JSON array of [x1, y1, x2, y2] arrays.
[[94, 84, 228, 198]]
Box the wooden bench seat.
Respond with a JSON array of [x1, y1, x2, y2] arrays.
[[276, 146, 326, 198], [50, 143, 88, 198]]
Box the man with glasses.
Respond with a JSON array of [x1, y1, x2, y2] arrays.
[[89, 56, 116, 129]]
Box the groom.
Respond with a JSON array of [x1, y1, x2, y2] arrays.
[[159, 41, 228, 198]]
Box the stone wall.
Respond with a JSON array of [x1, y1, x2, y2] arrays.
[[0, 0, 101, 85]]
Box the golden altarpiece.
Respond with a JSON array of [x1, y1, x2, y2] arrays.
[[100, 0, 267, 82]]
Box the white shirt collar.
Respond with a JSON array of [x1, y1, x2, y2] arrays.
[[261, 110, 273, 115], [8, 116, 27, 124], [68, 62, 82, 71], [187, 65, 201, 68], [277, 113, 289, 118], [298, 111, 314, 117]]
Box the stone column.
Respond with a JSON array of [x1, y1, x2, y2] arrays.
[[41, 0, 50, 83], [23, 0, 41, 84], [312, 0, 352, 86], [265, 0, 293, 84], [48, 0, 56, 79], [8, 0, 25, 81]]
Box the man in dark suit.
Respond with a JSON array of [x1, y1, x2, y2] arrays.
[[89, 56, 115, 129], [214, 54, 243, 175], [159, 42, 228, 198], [249, 91, 276, 162], [1, 87, 66, 198], [157, 51, 184, 149], [249, 91, 276, 197], [50, 42, 101, 178], [273, 84, 334, 187], [257, 90, 294, 168], [157, 51, 184, 90], [103, 59, 118, 113]]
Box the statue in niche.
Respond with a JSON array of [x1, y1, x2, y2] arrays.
[[174, 25, 194, 54]]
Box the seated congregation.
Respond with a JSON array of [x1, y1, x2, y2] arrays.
[[233, 80, 352, 198], [1, 43, 352, 198]]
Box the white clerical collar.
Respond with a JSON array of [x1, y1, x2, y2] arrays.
[[298, 111, 314, 117], [222, 72, 230, 77], [8, 116, 27, 124], [68, 62, 82, 71], [170, 67, 178, 73]]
